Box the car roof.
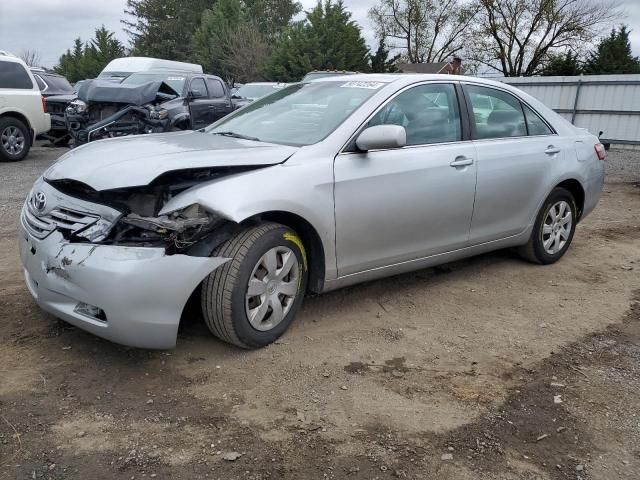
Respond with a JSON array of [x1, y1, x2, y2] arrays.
[[100, 57, 203, 74], [0, 51, 25, 64], [307, 73, 526, 91]]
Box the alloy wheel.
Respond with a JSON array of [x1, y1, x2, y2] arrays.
[[542, 200, 572, 255], [1, 126, 25, 156]]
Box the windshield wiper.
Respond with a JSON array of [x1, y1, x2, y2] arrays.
[[212, 131, 261, 142]]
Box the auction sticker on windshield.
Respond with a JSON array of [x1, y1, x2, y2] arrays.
[[340, 81, 385, 89]]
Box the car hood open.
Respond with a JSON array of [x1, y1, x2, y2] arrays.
[[45, 131, 299, 191]]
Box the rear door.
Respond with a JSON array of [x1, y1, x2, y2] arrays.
[[463, 83, 565, 244], [206, 78, 234, 121]]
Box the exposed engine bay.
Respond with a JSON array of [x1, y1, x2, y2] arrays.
[[44, 166, 263, 256], [65, 80, 183, 145]]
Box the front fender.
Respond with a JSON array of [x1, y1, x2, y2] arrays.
[[159, 162, 338, 280]]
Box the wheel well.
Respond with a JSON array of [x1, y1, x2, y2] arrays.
[[245, 211, 326, 294], [0, 112, 33, 143], [556, 179, 585, 220]]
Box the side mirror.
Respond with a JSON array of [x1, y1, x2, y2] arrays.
[[189, 89, 204, 99], [355, 125, 406, 151]]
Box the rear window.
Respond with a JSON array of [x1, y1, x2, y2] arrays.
[[43, 74, 73, 92], [0, 61, 33, 89]]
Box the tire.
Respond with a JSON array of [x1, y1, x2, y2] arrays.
[[0, 117, 31, 162], [518, 187, 577, 265], [201, 222, 308, 348]]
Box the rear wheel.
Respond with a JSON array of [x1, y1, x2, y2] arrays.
[[518, 187, 577, 264], [0, 117, 30, 162], [201, 222, 308, 348]]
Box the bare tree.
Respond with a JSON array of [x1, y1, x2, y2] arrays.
[[19, 49, 42, 67], [472, 0, 621, 76], [368, 0, 479, 64], [219, 23, 271, 84]]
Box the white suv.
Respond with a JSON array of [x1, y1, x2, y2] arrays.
[[0, 51, 50, 161]]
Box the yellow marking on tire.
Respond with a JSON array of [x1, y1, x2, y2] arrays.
[[283, 232, 307, 271]]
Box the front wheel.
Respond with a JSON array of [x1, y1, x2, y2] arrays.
[[518, 187, 577, 265], [201, 222, 308, 348]]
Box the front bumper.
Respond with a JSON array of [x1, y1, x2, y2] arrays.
[[19, 224, 228, 349]]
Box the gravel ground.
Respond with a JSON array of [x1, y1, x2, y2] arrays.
[[1, 144, 639, 480]]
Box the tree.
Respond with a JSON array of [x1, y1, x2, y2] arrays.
[[541, 51, 582, 76], [583, 25, 640, 75], [192, 0, 300, 83], [54, 27, 125, 82], [370, 36, 400, 73], [472, 0, 620, 77], [244, 0, 302, 39], [122, 0, 212, 61], [19, 49, 41, 67], [220, 23, 272, 83], [263, 0, 370, 82], [368, 0, 478, 65]]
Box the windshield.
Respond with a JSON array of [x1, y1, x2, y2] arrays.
[[208, 81, 385, 146], [121, 73, 186, 94], [235, 84, 282, 99]]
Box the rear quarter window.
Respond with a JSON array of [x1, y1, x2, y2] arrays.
[[0, 61, 34, 89]]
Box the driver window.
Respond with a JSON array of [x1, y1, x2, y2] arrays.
[[368, 83, 461, 145], [190, 78, 208, 98]]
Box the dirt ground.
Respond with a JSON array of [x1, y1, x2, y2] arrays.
[[1, 144, 639, 480]]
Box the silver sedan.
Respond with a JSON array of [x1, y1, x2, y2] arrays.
[[19, 74, 605, 349]]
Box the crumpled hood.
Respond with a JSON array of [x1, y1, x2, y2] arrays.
[[76, 79, 177, 105], [45, 131, 299, 191]]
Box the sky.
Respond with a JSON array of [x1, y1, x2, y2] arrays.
[[0, 0, 639, 69]]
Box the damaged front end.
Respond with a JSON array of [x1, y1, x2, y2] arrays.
[[65, 80, 180, 145], [33, 166, 257, 257]]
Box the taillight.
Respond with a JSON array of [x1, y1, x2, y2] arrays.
[[41, 96, 46, 113], [594, 143, 606, 161]]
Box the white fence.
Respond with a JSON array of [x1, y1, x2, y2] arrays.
[[501, 74, 640, 148]]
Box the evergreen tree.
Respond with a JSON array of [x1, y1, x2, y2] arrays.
[[583, 25, 640, 75], [122, 0, 212, 61], [54, 27, 125, 82], [370, 36, 400, 73], [263, 0, 370, 82], [192, 0, 300, 82], [541, 51, 582, 76]]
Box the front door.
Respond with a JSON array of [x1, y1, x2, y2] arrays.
[[188, 77, 212, 129], [334, 82, 477, 276]]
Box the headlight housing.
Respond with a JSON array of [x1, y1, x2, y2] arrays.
[[66, 99, 88, 114], [75, 218, 117, 242], [149, 107, 169, 120]]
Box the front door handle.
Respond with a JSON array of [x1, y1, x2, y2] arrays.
[[545, 145, 561, 155], [450, 156, 474, 168]]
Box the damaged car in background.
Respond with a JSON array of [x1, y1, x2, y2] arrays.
[[65, 70, 234, 144], [20, 75, 605, 350]]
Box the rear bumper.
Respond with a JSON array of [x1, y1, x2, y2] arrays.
[[19, 224, 228, 349], [582, 161, 605, 220]]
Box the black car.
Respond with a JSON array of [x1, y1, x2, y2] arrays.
[[31, 68, 76, 144], [30, 68, 74, 97], [65, 70, 235, 145]]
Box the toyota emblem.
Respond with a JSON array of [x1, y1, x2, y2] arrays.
[[33, 191, 47, 212]]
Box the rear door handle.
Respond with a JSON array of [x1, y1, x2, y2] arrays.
[[450, 156, 474, 168], [545, 145, 561, 155]]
